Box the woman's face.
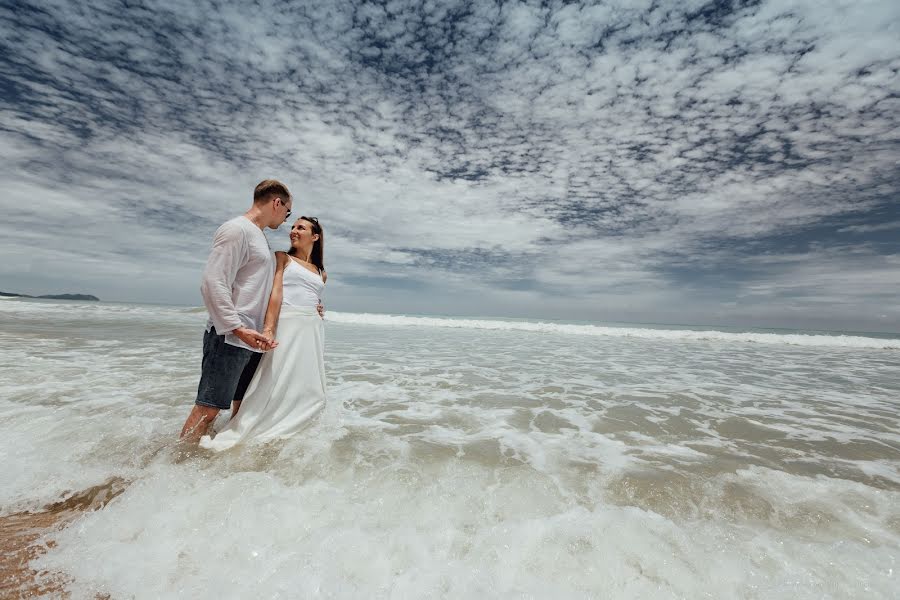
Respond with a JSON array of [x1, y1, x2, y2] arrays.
[[290, 218, 318, 249]]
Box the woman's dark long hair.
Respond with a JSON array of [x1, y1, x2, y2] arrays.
[[288, 216, 324, 273]]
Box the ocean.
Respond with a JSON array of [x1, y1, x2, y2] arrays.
[[1, 298, 898, 598]]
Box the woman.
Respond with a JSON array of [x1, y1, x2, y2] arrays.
[[200, 216, 327, 450]]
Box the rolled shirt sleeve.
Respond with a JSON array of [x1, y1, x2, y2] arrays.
[[200, 221, 247, 334]]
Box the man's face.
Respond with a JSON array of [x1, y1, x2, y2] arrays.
[[272, 196, 293, 228]]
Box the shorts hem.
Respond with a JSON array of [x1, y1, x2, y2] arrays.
[[194, 399, 227, 410]]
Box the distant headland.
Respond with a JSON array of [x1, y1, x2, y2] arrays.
[[0, 291, 100, 301]]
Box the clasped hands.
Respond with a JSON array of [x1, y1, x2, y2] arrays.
[[233, 326, 278, 351], [232, 303, 325, 352]]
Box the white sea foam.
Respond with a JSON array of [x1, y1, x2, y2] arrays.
[[2, 300, 898, 598], [327, 311, 900, 349], [33, 460, 899, 600]]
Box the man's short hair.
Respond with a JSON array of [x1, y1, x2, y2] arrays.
[[253, 179, 291, 204]]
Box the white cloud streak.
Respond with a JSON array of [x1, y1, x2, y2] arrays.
[[0, 0, 898, 331]]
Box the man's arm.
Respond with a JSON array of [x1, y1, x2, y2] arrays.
[[200, 224, 271, 348], [200, 222, 246, 335]]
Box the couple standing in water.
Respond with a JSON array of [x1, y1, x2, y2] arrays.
[[179, 179, 327, 450]]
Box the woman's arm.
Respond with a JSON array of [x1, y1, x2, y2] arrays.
[[262, 252, 289, 341], [315, 270, 327, 318]]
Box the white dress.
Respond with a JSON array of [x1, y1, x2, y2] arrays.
[[201, 259, 326, 450]]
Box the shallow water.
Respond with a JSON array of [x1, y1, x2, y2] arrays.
[[1, 299, 898, 598]]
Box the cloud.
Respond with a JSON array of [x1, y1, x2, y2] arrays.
[[839, 221, 900, 234], [0, 0, 898, 330]]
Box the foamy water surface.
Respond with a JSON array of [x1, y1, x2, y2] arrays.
[[1, 300, 898, 598]]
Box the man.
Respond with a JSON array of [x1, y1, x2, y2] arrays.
[[180, 179, 293, 442]]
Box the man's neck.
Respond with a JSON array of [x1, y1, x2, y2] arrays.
[[243, 206, 267, 230]]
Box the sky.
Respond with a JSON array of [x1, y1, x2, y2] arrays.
[[1, 0, 898, 332]]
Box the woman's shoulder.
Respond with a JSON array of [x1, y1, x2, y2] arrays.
[[274, 251, 292, 267]]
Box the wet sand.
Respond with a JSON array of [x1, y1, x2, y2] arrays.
[[1, 478, 127, 599]]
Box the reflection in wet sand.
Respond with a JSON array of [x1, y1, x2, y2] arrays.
[[1, 477, 127, 599]]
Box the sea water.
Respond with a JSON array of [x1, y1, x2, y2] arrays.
[[1, 299, 897, 598]]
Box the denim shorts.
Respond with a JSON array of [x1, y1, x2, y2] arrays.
[[195, 327, 264, 410]]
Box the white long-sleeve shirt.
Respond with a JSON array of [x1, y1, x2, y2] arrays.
[[201, 216, 275, 351]]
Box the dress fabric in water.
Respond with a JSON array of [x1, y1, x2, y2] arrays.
[[201, 262, 326, 450]]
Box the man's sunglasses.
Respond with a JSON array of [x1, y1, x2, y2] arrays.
[[277, 198, 291, 219]]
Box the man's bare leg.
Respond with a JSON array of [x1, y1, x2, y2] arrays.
[[229, 400, 242, 420], [180, 405, 220, 442]]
